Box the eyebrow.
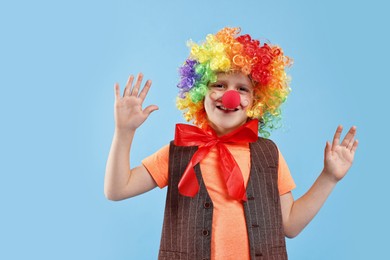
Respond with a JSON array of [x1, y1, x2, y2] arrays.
[[213, 79, 253, 89]]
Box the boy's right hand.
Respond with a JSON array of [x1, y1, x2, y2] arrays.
[[114, 73, 159, 133]]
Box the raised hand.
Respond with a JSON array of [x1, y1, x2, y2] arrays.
[[114, 73, 159, 132], [323, 125, 359, 182]]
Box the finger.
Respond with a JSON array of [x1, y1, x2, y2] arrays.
[[332, 125, 343, 150], [138, 80, 152, 101], [131, 73, 143, 96], [347, 137, 355, 150], [324, 141, 331, 158], [124, 75, 134, 97], [114, 83, 121, 101], [341, 126, 357, 147], [143, 105, 159, 116], [351, 140, 359, 153]]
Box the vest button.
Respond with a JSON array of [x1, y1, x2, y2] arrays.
[[204, 202, 211, 208], [248, 196, 255, 200], [202, 229, 209, 236]]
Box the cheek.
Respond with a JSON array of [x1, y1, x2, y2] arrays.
[[209, 90, 223, 101], [248, 96, 254, 106], [204, 95, 213, 111], [241, 93, 254, 107]]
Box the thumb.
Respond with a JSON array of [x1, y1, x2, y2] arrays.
[[143, 105, 159, 116]]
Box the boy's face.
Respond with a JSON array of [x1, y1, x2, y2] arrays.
[[204, 72, 254, 136]]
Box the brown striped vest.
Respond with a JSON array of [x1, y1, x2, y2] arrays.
[[158, 138, 287, 260]]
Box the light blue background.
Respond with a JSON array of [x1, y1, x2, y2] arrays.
[[1, 0, 389, 259]]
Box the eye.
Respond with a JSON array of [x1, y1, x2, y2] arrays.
[[210, 83, 225, 89], [238, 86, 250, 92]]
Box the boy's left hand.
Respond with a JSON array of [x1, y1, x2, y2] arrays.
[[323, 126, 359, 182]]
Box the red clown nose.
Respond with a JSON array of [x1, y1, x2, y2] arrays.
[[221, 90, 240, 109]]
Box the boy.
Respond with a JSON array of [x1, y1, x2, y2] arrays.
[[105, 27, 358, 259]]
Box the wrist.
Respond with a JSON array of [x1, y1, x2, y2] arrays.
[[320, 169, 339, 185], [114, 128, 135, 140]]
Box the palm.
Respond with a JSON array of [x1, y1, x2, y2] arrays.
[[114, 74, 158, 132], [324, 126, 358, 182]]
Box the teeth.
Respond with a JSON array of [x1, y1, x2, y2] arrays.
[[218, 105, 237, 111]]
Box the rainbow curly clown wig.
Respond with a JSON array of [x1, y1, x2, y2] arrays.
[[176, 27, 292, 137]]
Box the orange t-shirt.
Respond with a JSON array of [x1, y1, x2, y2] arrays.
[[142, 142, 295, 260]]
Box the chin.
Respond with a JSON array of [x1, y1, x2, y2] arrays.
[[208, 117, 247, 135]]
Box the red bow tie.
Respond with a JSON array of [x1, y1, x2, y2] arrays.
[[174, 119, 259, 201]]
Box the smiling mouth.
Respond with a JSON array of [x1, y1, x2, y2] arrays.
[[216, 105, 239, 112]]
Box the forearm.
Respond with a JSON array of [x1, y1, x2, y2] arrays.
[[284, 170, 337, 238], [104, 130, 135, 200]]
